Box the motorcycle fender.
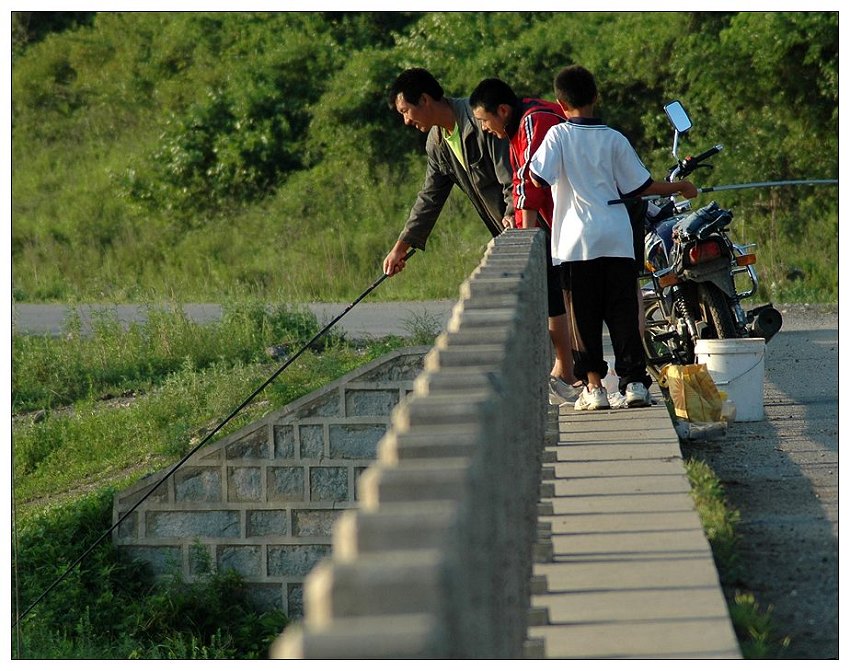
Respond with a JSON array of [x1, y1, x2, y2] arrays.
[[679, 258, 737, 296]]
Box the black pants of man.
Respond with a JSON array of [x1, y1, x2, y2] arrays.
[[560, 256, 652, 393]]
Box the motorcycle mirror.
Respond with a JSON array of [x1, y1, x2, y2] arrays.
[[664, 101, 692, 134]]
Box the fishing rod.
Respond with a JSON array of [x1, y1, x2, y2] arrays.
[[12, 248, 416, 630], [608, 179, 838, 205]]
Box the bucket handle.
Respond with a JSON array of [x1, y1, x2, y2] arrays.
[[705, 350, 764, 386]]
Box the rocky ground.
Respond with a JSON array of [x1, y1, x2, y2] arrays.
[[680, 304, 838, 659]]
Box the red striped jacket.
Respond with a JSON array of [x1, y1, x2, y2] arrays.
[[509, 98, 566, 229]]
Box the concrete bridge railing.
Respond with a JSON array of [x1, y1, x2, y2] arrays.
[[271, 228, 550, 658]]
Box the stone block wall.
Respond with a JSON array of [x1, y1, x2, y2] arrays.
[[112, 347, 429, 617], [271, 229, 550, 658]]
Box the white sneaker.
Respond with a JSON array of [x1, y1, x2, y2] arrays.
[[549, 376, 580, 405], [574, 385, 610, 411], [607, 391, 629, 409], [625, 382, 653, 407]]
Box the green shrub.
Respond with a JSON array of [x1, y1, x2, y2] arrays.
[[11, 12, 837, 303]]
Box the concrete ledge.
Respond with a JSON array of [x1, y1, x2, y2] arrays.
[[377, 426, 482, 463], [358, 459, 472, 508], [530, 396, 741, 659], [272, 229, 550, 658], [270, 614, 448, 659], [304, 550, 445, 623], [333, 504, 458, 558]]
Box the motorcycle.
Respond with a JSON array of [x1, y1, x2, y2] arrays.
[[636, 101, 783, 376]]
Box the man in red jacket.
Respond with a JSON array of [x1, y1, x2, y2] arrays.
[[471, 78, 579, 403]]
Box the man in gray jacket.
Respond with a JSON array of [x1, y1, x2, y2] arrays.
[[382, 68, 579, 403], [382, 68, 514, 276]]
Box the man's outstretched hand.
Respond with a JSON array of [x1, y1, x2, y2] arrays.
[[383, 241, 412, 276]]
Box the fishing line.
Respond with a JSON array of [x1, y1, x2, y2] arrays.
[[12, 249, 415, 630]]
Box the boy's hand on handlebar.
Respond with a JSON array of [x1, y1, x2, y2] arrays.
[[640, 178, 698, 201], [677, 181, 699, 199]]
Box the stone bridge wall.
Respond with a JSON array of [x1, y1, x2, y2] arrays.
[[113, 228, 550, 655], [271, 229, 550, 658], [112, 346, 430, 616]]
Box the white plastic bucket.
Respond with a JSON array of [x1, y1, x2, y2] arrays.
[[694, 338, 766, 422]]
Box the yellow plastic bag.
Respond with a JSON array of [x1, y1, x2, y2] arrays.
[[660, 363, 723, 423]]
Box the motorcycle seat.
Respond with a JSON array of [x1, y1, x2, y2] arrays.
[[676, 201, 732, 239]]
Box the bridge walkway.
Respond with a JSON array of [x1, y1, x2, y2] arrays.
[[527, 392, 742, 659]]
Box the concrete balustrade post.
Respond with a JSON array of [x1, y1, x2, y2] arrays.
[[271, 229, 549, 658]]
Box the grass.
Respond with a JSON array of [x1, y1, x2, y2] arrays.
[[12, 301, 420, 521], [11, 297, 329, 413], [399, 307, 447, 345], [684, 457, 791, 659], [12, 490, 289, 659]]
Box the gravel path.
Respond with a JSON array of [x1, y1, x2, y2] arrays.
[[680, 304, 838, 659]]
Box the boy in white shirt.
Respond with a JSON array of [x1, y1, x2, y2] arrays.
[[530, 65, 697, 410]]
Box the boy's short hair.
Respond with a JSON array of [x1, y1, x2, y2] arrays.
[[469, 78, 519, 114], [388, 68, 444, 109], [554, 65, 598, 109]]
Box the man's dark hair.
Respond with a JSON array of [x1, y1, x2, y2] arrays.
[[554, 65, 597, 109], [387, 68, 444, 109], [469, 78, 520, 114]]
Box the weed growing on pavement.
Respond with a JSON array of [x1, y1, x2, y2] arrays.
[[400, 308, 443, 345], [685, 457, 791, 658], [729, 592, 792, 659], [684, 458, 741, 571]]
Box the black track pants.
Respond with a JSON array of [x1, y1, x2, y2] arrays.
[[560, 257, 652, 392]]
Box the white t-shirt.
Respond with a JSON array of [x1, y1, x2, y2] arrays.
[[529, 119, 651, 264]]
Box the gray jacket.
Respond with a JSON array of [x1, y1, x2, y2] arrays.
[[399, 97, 514, 249]]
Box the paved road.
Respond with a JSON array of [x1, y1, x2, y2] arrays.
[[10, 301, 457, 340]]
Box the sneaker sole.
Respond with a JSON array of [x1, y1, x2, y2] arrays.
[[575, 401, 611, 411], [626, 397, 652, 408]]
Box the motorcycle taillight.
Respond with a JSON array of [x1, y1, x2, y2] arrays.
[[688, 240, 723, 264]]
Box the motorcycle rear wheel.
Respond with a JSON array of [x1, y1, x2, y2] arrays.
[[641, 282, 739, 380], [697, 283, 738, 339]]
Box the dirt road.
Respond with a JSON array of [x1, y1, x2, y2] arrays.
[[680, 304, 838, 659]]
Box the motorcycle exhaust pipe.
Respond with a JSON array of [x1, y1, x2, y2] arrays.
[[747, 304, 783, 342]]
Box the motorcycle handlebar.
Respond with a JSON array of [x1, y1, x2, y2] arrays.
[[667, 144, 723, 182], [676, 144, 724, 178], [689, 144, 724, 165]]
